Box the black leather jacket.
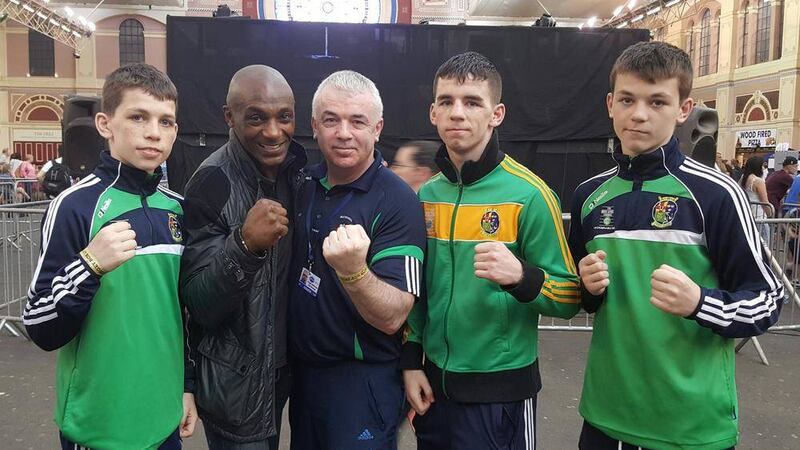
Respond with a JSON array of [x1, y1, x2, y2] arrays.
[[180, 129, 305, 441]]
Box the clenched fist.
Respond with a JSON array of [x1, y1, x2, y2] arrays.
[[473, 241, 523, 286], [241, 199, 289, 254], [322, 224, 370, 276], [84, 221, 137, 273], [578, 250, 609, 296], [650, 264, 701, 317]]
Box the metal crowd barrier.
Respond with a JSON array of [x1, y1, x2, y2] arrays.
[[0, 178, 49, 205], [0, 202, 48, 338], [2, 201, 800, 364]]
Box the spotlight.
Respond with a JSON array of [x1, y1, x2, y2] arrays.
[[533, 14, 556, 27], [212, 4, 232, 17]]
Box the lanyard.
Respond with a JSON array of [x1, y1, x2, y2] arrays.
[[305, 185, 354, 270]]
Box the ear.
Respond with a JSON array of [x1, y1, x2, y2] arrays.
[[373, 118, 384, 142], [429, 102, 436, 126], [95, 112, 113, 140], [490, 102, 506, 128], [311, 116, 319, 139], [223, 105, 234, 128], [606, 92, 614, 119], [676, 97, 694, 125]]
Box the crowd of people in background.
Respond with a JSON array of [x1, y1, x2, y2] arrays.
[[0, 147, 50, 203]]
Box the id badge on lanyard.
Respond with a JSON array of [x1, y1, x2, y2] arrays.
[[297, 187, 354, 298]]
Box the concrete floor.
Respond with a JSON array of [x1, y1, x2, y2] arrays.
[[1, 330, 798, 450]]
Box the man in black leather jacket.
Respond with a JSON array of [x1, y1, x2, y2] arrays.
[[180, 65, 305, 449]]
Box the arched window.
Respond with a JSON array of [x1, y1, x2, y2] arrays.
[[755, 0, 771, 64], [687, 22, 695, 68], [699, 10, 712, 75], [740, 2, 749, 67], [28, 30, 54, 76], [119, 19, 145, 66]]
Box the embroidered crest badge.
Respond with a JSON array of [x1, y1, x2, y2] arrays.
[[424, 206, 436, 237], [168, 213, 183, 243], [651, 196, 678, 229], [480, 209, 500, 237]]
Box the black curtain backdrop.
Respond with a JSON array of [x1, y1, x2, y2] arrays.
[[166, 17, 646, 206]]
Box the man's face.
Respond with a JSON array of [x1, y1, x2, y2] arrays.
[[391, 145, 432, 192], [225, 81, 295, 177], [95, 88, 178, 173], [786, 163, 798, 175], [430, 76, 504, 159], [312, 87, 383, 176], [607, 73, 693, 157]]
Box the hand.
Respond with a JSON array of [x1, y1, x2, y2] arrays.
[[650, 264, 702, 317], [578, 250, 609, 296], [84, 221, 137, 273], [241, 199, 289, 253], [403, 369, 434, 415], [322, 224, 371, 276], [180, 393, 198, 438], [473, 241, 523, 285]]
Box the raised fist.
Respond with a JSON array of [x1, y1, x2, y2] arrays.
[[650, 264, 701, 317], [84, 221, 137, 274], [241, 199, 289, 254], [322, 224, 370, 276], [473, 241, 522, 286], [578, 250, 609, 296]]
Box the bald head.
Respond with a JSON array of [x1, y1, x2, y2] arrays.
[[226, 65, 293, 110], [223, 65, 297, 179]]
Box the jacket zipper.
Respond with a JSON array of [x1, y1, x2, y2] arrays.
[[140, 192, 156, 244], [266, 245, 277, 434], [262, 179, 278, 436], [441, 162, 463, 399]]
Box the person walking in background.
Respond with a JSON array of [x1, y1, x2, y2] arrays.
[[766, 156, 798, 216], [742, 156, 773, 243]]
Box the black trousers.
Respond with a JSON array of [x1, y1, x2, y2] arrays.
[[413, 394, 537, 450], [578, 421, 735, 450]]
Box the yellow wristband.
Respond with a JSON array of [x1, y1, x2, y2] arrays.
[[338, 265, 369, 284], [80, 249, 106, 276]]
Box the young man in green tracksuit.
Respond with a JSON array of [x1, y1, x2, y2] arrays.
[[569, 42, 783, 450], [24, 64, 197, 449], [400, 51, 581, 450]]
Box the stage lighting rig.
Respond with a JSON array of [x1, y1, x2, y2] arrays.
[[0, 0, 94, 54]]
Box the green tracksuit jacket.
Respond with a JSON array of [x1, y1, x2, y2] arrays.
[[401, 134, 580, 402]]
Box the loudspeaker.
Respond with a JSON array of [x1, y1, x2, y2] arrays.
[[674, 106, 718, 159], [62, 96, 105, 178], [691, 135, 717, 168]]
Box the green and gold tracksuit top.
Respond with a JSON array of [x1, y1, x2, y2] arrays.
[[568, 138, 783, 450], [401, 133, 580, 402], [24, 152, 186, 450]]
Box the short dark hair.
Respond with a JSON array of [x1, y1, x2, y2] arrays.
[[610, 41, 693, 100], [433, 51, 502, 103], [102, 63, 178, 115], [405, 141, 440, 173]]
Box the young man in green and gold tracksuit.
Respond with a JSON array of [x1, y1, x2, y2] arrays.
[[400, 51, 580, 450]]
